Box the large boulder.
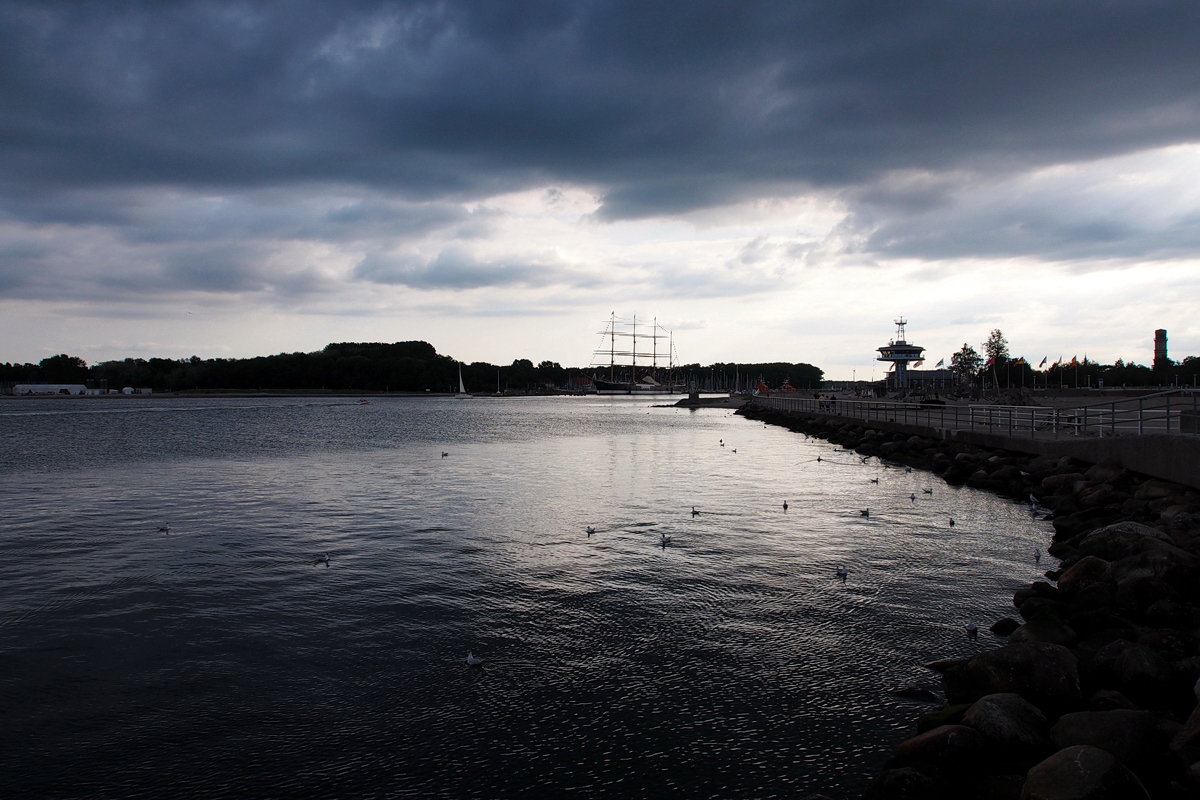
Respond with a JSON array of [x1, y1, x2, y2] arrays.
[[1049, 710, 1162, 772], [1019, 596, 1069, 622], [861, 767, 938, 800], [1091, 640, 1171, 699], [943, 642, 1081, 713], [991, 617, 1021, 636], [1135, 480, 1184, 500], [1171, 704, 1200, 766], [1057, 556, 1111, 595], [916, 703, 970, 734], [1084, 462, 1125, 485], [1043, 472, 1087, 492], [888, 724, 986, 771], [961, 693, 1049, 754], [1009, 620, 1078, 648], [1078, 521, 1176, 561], [1020, 745, 1150, 799]]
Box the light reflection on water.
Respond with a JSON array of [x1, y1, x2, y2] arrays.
[[0, 396, 1053, 799]]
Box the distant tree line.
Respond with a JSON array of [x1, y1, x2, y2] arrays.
[[0, 342, 824, 394], [948, 329, 1199, 390]]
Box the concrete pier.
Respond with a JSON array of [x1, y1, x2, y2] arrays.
[[751, 396, 1200, 490]]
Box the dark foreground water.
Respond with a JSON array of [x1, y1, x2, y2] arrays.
[[0, 396, 1054, 799]]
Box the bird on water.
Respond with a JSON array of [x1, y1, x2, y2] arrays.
[[860, 508, 870, 517], [586, 526, 595, 536], [966, 623, 978, 641], [691, 506, 699, 517], [157, 524, 171, 534], [836, 566, 848, 582], [441, 451, 449, 458], [923, 488, 933, 495], [466, 652, 483, 667], [949, 517, 956, 527], [910, 493, 916, 503], [314, 552, 330, 567], [870, 478, 879, 484], [660, 532, 671, 548], [1035, 548, 1042, 564], [783, 501, 789, 512]]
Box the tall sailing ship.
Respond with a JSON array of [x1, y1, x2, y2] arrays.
[[590, 313, 685, 394]]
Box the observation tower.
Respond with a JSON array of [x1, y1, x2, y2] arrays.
[[877, 318, 925, 392]]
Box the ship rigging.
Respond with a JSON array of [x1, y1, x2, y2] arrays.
[[588, 313, 684, 394]]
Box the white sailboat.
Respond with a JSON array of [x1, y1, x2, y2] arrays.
[[455, 365, 473, 398]]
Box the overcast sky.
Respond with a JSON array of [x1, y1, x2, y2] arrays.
[[3, 1, 1199, 378]]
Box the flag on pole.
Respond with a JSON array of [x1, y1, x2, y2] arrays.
[[913, 359, 924, 368], [1038, 356, 1047, 368], [934, 358, 945, 368]]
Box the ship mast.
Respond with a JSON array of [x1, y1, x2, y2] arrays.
[[631, 314, 637, 380], [652, 316, 657, 370], [609, 311, 615, 382]]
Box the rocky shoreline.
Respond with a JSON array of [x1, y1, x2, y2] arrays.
[[738, 404, 1200, 800]]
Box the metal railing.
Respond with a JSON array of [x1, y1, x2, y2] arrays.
[[753, 388, 1200, 439]]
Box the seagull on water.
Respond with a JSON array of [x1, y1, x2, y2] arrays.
[[923, 488, 933, 495], [691, 506, 699, 517], [315, 552, 330, 567], [966, 623, 978, 641], [910, 493, 916, 503], [869, 478, 879, 484], [949, 517, 956, 527], [836, 566, 848, 582], [586, 526, 595, 536], [660, 532, 671, 548], [1035, 548, 1042, 564], [441, 451, 449, 458], [905, 467, 913, 473], [817, 456, 822, 463], [783, 501, 789, 512], [157, 523, 171, 534], [466, 652, 483, 667], [860, 508, 870, 517]]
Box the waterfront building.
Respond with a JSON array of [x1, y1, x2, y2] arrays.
[[876, 319, 925, 393]]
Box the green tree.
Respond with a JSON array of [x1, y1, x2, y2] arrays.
[[39, 354, 89, 383], [950, 343, 982, 382], [983, 329, 1009, 365]]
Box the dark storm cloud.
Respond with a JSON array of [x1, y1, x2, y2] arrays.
[[3, 1, 1199, 213], [2, 0, 1200, 306], [355, 246, 564, 289]]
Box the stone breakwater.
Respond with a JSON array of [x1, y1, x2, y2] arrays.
[[739, 404, 1200, 800]]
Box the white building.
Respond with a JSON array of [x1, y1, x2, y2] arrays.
[[13, 384, 88, 395]]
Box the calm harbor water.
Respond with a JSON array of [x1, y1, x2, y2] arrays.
[[1, 396, 1053, 799]]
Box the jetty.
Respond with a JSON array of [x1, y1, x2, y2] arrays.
[[750, 390, 1200, 490]]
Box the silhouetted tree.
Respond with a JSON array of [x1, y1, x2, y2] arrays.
[[951, 344, 982, 384]]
